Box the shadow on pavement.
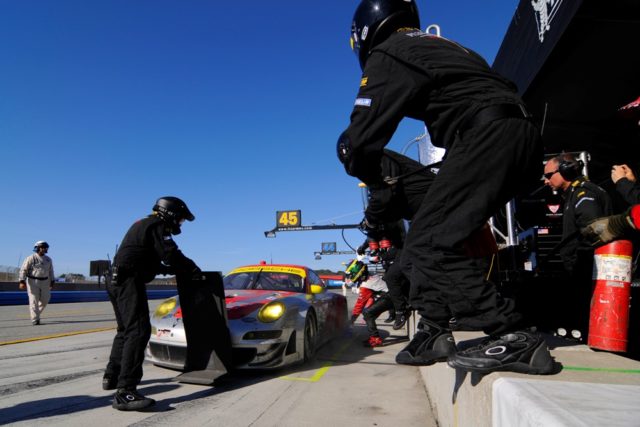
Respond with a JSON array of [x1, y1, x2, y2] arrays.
[[0, 394, 114, 424]]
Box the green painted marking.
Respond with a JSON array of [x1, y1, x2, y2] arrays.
[[563, 365, 640, 375]]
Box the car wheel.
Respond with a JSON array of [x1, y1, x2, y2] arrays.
[[303, 312, 317, 362]]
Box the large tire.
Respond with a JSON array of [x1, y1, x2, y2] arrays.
[[303, 312, 317, 362]]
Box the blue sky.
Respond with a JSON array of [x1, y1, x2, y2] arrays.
[[0, 0, 519, 277]]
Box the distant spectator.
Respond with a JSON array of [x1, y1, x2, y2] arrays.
[[611, 164, 640, 205], [19, 241, 54, 326]]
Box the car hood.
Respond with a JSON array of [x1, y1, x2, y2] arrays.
[[225, 289, 299, 306], [224, 289, 300, 319]]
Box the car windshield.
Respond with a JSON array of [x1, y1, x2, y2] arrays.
[[224, 271, 304, 292]]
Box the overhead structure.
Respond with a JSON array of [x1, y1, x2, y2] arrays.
[[492, 0, 640, 185], [264, 209, 360, 237]]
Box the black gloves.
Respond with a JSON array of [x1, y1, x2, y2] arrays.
[[581, 209, 637, 246], [350, 314, 358, 324], [191, 266, 203, 280], [359, 217, 376, 233], [359, 217, 384, 240]]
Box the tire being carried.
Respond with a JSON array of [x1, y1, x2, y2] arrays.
[[174, 271, 232, 385]]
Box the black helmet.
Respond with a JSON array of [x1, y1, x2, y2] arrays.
[[33, 241, 49, 252], [351, 0, 420, 70], [152, 196, 195, 235]]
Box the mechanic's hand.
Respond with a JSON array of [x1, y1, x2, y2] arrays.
[[581, 211, 636, 245], [612, 165, 630, 184], [359, 217, 373, 233], [18, 281, 26, 290], [625, 166, 637, 182]]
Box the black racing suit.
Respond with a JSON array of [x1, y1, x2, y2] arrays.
[[560, 177, 613, 273], [106, 215, 198, 390], [364, 150, 435, 314], [342, 30, 542, 335], [615, 177, 640, 205], [558, 177, 612, 334]]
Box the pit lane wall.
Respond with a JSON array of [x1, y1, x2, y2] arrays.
[[0, 281, 177, 305], [416, 329, 640, 427]]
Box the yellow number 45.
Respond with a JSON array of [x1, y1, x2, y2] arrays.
[[277, 210, 300, 227]]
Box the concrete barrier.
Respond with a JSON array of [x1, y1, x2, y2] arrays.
[[418, 331, 640, 427]]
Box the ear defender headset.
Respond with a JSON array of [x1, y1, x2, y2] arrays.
[[557, 155, 584, 181]]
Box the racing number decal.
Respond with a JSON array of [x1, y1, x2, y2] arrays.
[[277, 210, 301, 228]]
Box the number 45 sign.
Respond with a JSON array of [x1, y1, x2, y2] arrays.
[[276, 210, 301, 228]]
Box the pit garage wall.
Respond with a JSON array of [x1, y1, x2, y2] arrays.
[[492, 0, 640, 196]]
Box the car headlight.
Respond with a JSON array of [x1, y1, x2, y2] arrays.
[[257, 301, 286, 323], [154, 298, 177, 318]]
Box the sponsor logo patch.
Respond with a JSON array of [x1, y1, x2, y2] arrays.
[[360, 77, 368, 87], [355, 98, 372, 107]]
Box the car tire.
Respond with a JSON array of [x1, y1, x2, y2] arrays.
[[338, 303, 348, 331], [303, 312, 317, 362]]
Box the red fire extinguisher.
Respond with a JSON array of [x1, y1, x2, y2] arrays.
[[588, 240, 633, 352]]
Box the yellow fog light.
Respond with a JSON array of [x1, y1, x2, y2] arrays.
[[154, 298, 177, 318], [257, 301, 285, 323]]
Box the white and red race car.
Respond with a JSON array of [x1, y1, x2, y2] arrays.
[[146, 264, 348, 370]]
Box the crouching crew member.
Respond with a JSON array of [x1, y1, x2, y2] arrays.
[[104, 196, 200, 411], [338, 0, 555, 374], [347, 260, 394, 347], [362, 149, 435, 329]]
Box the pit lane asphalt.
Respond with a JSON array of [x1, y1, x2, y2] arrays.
[[0, 293, 437, 426]]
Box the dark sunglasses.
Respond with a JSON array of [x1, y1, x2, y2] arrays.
[[543, 170, 559, 180]]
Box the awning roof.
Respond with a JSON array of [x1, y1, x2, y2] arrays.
[[493, 0, 640, 184]]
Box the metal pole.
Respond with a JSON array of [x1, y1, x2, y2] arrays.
[[505, 200, 519, 247], [359, 182, 368, 211], [401, 133, 426, 155]]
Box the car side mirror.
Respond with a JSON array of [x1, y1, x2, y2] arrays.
[[309, 284, 325, 294]]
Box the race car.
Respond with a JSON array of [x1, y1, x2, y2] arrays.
[[146, 264, 349, 370]]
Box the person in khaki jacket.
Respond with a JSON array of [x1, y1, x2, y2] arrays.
[[19, 241, 54, 325]]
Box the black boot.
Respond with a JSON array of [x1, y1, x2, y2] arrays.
[[102, 375, 118, 391], [396, 320, 456, 366], [112, 389, 156, 411], [447, 328, 555, 375], [383, 311, 395, 323], [392, 311, 410, 330]]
